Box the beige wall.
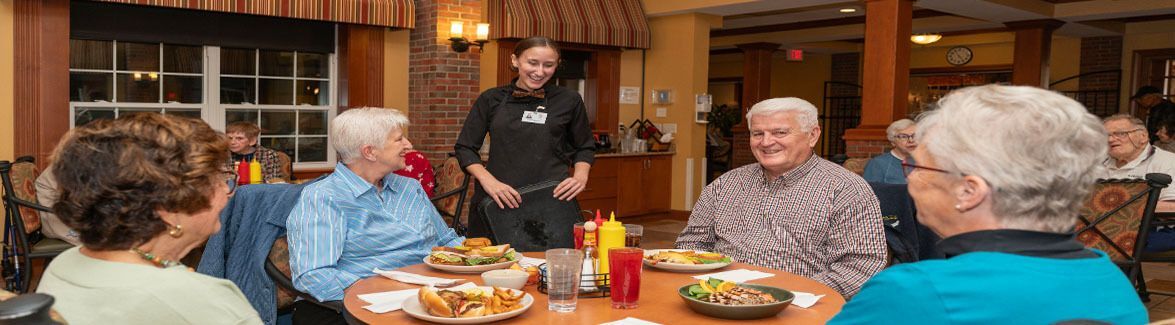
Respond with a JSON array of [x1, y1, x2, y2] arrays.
[[1121, 20, 1175, 113], [384, 29, 411, 113], [644, 13, 720, 211], [618, 49, 644, 126], [706, 53, 831, 154], [0, 0, 14, 162]]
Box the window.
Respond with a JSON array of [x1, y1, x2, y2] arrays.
[[69, 39, 337, 168]]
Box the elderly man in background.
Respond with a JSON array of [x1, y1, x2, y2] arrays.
[[224, 121, 285, 183], [676, 97, 886, 297], [863, 119, 917, 184], [831, 85, 1145, 324], [1101, 114, 1175, 212], [287, 107, 463, 323]]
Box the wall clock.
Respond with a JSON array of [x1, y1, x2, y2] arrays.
[[946, 46, 973, 66]]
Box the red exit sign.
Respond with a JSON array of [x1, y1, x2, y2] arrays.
[[786, 49, 803, 61]]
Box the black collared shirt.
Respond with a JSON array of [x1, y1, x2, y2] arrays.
[[938, 229, 1098, 259]]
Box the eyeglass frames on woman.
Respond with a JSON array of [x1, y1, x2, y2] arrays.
[[901, 162, 952, 177], [893, 134, 916, 142], [224, 171, 239, 195]]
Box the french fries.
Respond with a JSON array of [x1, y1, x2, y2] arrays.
[[488, 287, 525, 314]]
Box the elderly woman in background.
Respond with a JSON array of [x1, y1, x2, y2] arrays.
[[829, 85, 1146, 324], [37, 114, 262, 325], [862, 118, 917, 184]]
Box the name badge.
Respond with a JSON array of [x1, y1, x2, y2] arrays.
[[522, 111, 548, 124]]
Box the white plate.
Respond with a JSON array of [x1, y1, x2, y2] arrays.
[[401, 287, 533, 324], [423, 256, 517, 274], [642, 249, 733, 272]]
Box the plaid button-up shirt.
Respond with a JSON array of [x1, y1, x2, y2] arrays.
[[677, 155, 886, 297]]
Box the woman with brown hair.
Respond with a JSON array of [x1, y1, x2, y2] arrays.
[[36, 114, 261, 324], [455, 36, 596, 238]]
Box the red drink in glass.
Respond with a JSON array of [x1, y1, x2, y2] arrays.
[[608, 247, 643, 309], [573, 222, 585, 250]]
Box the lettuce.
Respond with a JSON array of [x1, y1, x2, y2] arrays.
[[431, 252, 464, 263], [503, 250, 518, 261], [465, 256, 499, 266]]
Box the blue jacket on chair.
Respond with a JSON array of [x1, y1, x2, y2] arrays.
[[198, 181, 318, 325]]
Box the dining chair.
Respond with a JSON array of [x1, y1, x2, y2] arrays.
[[431, 153, 470, 236], [0, 289, 64, 324], [842, 158, 869, 176], [0, 157, 73, 293], [868, 182, 942, 265], [1073, 173, 1170, 300], [479, 180, 579, 252], [274, 150, 293, 182], [265, 236, 343, 315]]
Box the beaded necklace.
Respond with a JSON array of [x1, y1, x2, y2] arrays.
[[130, 248, 186, 269]]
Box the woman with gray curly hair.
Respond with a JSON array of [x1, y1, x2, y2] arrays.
[[830, 85, 1145, 324], [36, 114, 261, 324]]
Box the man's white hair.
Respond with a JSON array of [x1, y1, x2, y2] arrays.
[[330, 107, 409, 164], [745, 97, 819, 132], [917, 85, 1107, 233]]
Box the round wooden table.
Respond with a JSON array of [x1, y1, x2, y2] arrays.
[[343, 253, 845, 324]]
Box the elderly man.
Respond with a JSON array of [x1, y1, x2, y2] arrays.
[[1101, 114, 1175, 212], [224, 121, 285, 183], [831, 85, 1145, 324], [1133, 85, 1175, 142], [863, 119, 917, 184], [676, 97, 886, 297], [287, 108, 463, 322]]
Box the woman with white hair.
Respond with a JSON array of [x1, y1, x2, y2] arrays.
[[829, 85, 1146, 324], [862, 119, 916, 184]]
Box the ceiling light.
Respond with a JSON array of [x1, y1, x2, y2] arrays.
[[839, 8, 857, 13], [910, 34, 943, 45]]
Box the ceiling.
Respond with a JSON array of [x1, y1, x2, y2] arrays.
[[644, 0, 1175, 53]]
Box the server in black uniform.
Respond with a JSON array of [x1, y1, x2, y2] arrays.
[[454, 36, 596, 238]]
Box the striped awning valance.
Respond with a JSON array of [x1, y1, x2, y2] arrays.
[[489, 0, 650, 49], [88, 0, 414, 29]]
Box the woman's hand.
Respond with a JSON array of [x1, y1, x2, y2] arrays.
[[553, 175, 588, 201], [480, 178, 522, 209]]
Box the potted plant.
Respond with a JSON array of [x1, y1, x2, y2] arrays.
[[707, 104, 741, 137]]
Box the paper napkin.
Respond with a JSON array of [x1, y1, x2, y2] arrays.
[[691, 269, 775, 283], [600, 317, 662, 325], [518, 256, 546, 267], [372, 268, 463, 286], [360, 282, 478, 313], [791, 291, 825, 309]]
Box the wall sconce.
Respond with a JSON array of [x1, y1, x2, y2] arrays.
[[910, 33, 943, 45], [449, 21, 489, 53]]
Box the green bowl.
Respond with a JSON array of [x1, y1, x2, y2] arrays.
[[677, 283, 794, 320]]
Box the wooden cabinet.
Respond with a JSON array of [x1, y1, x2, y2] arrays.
[[578, 154, 672, 217]]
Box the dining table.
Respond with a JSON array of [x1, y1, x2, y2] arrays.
[[343, 252, 846, 324]]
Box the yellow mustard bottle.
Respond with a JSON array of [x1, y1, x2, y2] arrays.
[[249, 157, 262, 184], [596, 211, 624, 283]]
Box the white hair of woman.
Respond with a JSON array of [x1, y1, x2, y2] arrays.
[[917, 85, 1107, 233], [330, 107, 410, 164], [886, 119, 916, 142], [745, 97, 819, 131]]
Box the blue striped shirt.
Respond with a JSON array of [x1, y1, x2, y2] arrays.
[[287, 163, 463, 301]]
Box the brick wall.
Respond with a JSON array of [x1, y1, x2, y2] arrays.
[[846, 139, 890, 159], [831, 53, 860, 87], [1078, 36, 1122, 91], [409, 0, 483, 163]]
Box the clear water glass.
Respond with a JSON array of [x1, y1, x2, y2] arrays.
[[545, 248, 584, 312]]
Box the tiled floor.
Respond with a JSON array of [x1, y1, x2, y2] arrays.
[[629, 213, 1175, 322]]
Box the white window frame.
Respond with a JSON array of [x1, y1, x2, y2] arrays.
[[69, 39, 338, 170]]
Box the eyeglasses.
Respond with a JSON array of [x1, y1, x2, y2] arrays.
[[901, 162, 953, 177], [223, 171, 239, 195], [1108, 128, 1144, 139], [893, 134, 916, 142]]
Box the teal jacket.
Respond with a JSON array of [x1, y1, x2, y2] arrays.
[[830, 250, 1146, 324]]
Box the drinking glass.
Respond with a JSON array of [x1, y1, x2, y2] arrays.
[[545, 248, 584, 312], [573, 222, 585, 249], [608, 247, 643, 309], [624, 224, 643, 248]]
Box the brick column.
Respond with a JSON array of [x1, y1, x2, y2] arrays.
[[844, 0, 912, 159], [409, 0, 483, 163], [1006, 19, 1065, 87], [1078, 36, 1122, 90], [731, 42, 779, 168]]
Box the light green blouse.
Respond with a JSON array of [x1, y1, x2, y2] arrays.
[[37, 247, 262, 325]]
